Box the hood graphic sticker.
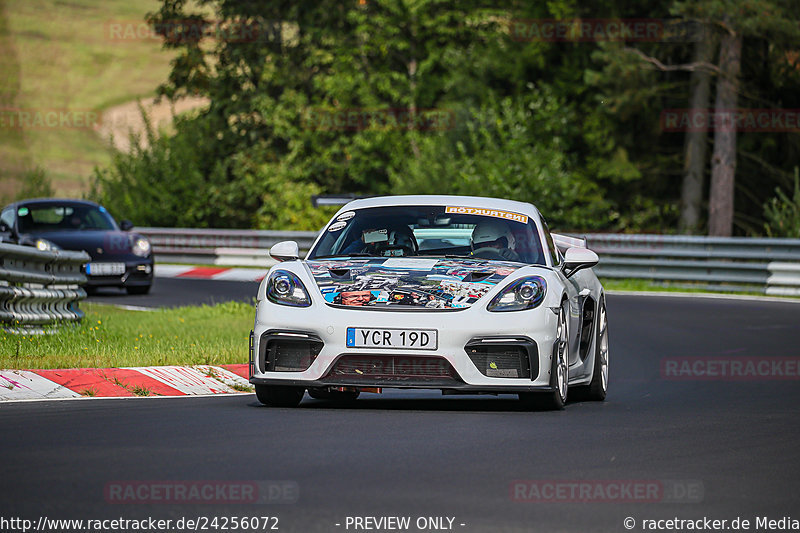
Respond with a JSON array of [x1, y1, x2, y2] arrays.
[[307, 258, 523, 309]]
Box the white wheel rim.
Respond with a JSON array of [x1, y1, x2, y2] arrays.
[[556, 308, 568, 401], [598, 303, 608, 392]]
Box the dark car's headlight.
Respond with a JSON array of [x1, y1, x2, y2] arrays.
[[266, 270, 311, 307], [487, 276, 547, 312], [131, 236, 151, 257], [35, 238, 60, 252]]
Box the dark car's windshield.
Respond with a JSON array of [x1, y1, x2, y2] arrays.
[[309, 205, 545, 265], [17, 203, 118, 233]]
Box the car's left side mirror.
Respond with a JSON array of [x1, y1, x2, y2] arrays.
[[119, 220, 134, 231], [562, 247, 599, 279], [270, 241, 300, 262]]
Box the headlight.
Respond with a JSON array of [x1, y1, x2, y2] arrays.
[[131, 236, 151, 257], [35, 239, 59, 251], [266, 270, 311, 307], [487, 276, 547, 312]]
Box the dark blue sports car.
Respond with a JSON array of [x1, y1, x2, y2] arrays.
[[0, 198, 153, 294]]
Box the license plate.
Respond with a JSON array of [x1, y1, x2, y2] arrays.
[[86, 262, 125, 276], [346, 328, 437, 350]]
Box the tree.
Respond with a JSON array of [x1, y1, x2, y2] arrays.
[[622, 0, 800, 235], [679, 24, 716, 233], [671, 0, 800, 235], [707, 16, 741, 237], [92, 0, 800, 234]]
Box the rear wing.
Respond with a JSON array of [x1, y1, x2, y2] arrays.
[[551, 233, 587, 254]]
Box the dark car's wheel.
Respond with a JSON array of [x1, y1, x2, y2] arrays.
[[307, 387, 360, 402], [126, 285, 151, 295], [255, 385, 305, 407], [519, 303, 569, 411], [585, 297, 609, 401]]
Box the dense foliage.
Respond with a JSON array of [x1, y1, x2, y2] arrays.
[[91, 0, 800, 234]]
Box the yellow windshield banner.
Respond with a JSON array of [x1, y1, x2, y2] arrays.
[[445, 206, 528, 224]]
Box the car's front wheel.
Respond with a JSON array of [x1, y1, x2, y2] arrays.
[[255, 385, 305, 407], [519, 303, 569, 411], [585, 297, 608, 401]]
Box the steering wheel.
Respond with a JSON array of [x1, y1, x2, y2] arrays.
[[472, 247, 506, 260], [375, 244, 415, 257]]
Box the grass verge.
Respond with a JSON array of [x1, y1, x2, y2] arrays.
[[601, 278, 713, 293], [0, 301, 254, 370]]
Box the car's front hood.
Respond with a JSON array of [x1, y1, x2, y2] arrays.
[[306, 257, 524, 309], [28, 230, 133, 258]]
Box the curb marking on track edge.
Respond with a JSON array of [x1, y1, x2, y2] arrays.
[[0, 364, 251, 402]]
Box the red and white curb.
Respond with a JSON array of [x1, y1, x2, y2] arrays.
[[155, 264, 267, 282], [0, 364, 252, 401]]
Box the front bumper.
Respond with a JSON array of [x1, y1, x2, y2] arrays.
[[249, 299, 560, 392], [84, 260, 154, 288]]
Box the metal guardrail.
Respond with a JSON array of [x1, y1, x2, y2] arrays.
[[581, 234, 800, 296], [137, 227, 800, 296], [137, 227, 318, 266], [0, 243, 90, 333]]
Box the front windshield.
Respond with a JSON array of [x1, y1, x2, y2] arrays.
[[17, 203, 118, 233], [309, 205, 545, 265]]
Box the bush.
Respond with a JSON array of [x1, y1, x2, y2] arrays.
[[17, 167, 54, 200], [90, 108, 335, 230], [763, 168, 800, 238], [91, 111, 214, 227]]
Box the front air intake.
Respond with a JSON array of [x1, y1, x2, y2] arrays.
[[328, 354, 457, 379], [465, 338, 538, 379], [259, 331, 323, 372]]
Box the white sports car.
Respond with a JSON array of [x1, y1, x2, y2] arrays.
[[249, 195, 608, 410]]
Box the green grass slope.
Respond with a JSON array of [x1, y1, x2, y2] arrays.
[[0, 0, 177, 199]]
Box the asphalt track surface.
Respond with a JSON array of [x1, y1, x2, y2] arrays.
[[2, 285, 800, 532], [87, 277, 259, 308]]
